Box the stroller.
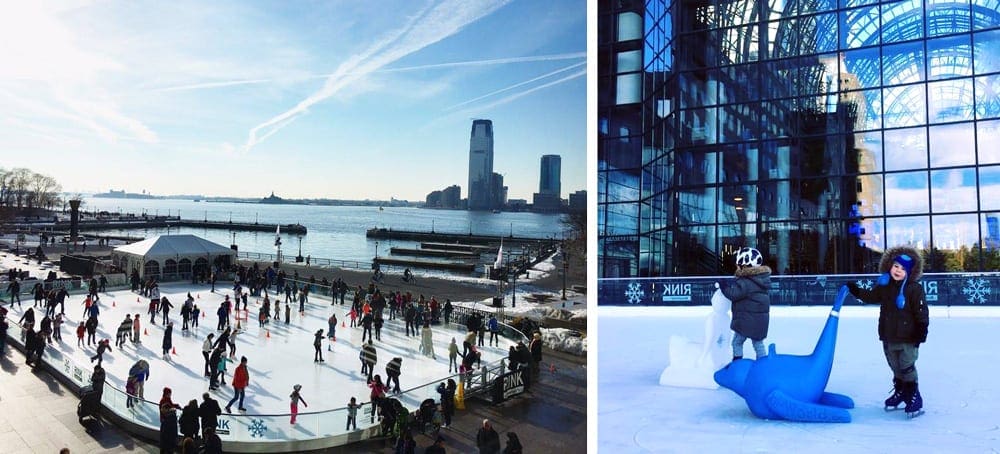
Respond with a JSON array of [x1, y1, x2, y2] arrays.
[[413, 398, 442, 435], [77, 366, 105, 424]]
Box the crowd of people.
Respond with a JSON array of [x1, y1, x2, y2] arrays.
[[1, 260, 541, 453]]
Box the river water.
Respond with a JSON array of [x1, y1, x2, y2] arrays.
[[79, 197, 569, 275]]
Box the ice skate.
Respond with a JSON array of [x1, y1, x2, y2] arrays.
[[904, 381, 924, 419], [884, 378, 906, 411]]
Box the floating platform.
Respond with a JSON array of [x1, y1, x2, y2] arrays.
[[366, 228, 552, 246], [22, 219, 307, 234], [389, 247, 479, 258], [419, 242, 496, 253], [374, 256, 476, 272]]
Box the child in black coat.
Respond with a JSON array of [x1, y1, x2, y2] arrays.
[[720, 247, 771, 361]]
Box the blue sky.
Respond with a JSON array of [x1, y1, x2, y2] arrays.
[[0, 0, 586, 201]]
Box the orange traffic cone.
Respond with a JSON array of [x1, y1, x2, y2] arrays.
[[550, 363, 556, 374], [172, 347, 177, 355], [197, 294, 200, 299], [112, 301, 116, 307], [144, 328, 148, 335], [202, 311, 205, 318], [136, 297, 140, 303], [341, 321, 346, 328], [266, 330, 270, 339]]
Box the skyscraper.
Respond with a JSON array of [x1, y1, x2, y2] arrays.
[[467, 119, 494, 211], [539, 154, 561, 196]]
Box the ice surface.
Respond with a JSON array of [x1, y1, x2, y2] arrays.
[[4, 283, 515, 415], [599, 305, 1000, 452]]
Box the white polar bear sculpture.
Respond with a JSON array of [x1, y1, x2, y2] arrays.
[[659, 288, 733, 389]]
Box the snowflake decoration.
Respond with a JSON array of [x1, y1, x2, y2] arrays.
[[248, 418, 267, 438], [962, 278, 991, 305], [857, 279, 873, 291], [624, 282, 644, 305]]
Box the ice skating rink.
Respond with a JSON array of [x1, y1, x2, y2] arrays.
[[5, 283, 514, 416], [599, 305, 1000, 453]]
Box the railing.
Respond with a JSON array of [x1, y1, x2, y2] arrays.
[[598, 272, 1000, 306], [237, 251, 371, 272], [1, 306, 530, 451]]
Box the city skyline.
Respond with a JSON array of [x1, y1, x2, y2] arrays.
[[0, 1, 586, 201]]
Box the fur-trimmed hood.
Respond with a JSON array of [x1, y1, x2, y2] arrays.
[[735, 265, 772, 278], [878, 246, 923, 281]]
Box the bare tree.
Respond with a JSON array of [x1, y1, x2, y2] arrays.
[[8, 168, 31, 209], [28, 173, 62, 210]]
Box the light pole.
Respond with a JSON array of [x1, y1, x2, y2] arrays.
[[508, 249, 516, 308], [561, 244, 568, 301]]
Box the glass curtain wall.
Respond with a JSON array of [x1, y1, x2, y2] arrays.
[[598, 0, 1000, 277]]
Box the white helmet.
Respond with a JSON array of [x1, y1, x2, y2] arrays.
[[735, 247, 763, 268]]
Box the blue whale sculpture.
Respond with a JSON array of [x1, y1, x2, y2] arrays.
[[714, 286, 855, 423]]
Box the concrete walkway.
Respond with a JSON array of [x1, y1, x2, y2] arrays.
[[0, 348, 155, 453], [0, 342, 585, 453]]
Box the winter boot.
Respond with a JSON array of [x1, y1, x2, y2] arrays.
[[904, 381, 924, 418], [884, 378, 906, 410], [732, 356, 742, 362]]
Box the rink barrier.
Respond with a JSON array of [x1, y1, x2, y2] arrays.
[[598, 272, 1000, 306], [1, 311, 530, 451]]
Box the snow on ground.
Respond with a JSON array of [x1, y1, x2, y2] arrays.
[[599, 305, 1000, 453], [3, 283, 515, 416]]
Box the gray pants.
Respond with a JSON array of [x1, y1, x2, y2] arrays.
[[732, 333, 766, 359], [883, 342, 919, 382]]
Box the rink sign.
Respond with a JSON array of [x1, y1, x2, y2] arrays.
[[492, 370, 527, 404], [600, 274, 998, 306]]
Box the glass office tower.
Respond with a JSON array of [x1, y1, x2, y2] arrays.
[[598, 0, 1000, 278]]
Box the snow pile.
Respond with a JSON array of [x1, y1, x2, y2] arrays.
[[540, 327, 586, 356]]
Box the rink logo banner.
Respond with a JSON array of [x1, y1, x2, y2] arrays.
[[599, 274, 999, 306], [216, 419, 231, 435], [493, 369, 526, 404], [660, 283, 693, 302]]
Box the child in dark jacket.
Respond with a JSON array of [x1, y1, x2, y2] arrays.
[[847, 246, 929, 417], [721, 247, 771, 361]]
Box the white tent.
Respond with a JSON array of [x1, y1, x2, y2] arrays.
[[111, 234, 235, 281]]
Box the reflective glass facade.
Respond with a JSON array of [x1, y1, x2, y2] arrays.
[[598, 0, 1000, 278]]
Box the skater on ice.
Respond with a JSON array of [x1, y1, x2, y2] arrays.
[[847, 246, 929, 418], [721, 246, 771, 362], [289, 384, 307, 424]]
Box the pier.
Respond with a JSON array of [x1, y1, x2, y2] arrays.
[[389, 247, 480, 258], [419, 242, 496, 253], [366, 228, 555, 246], [12, 217, 307, 234]]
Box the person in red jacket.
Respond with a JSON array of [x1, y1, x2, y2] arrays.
[[225, 356, 249, 413]]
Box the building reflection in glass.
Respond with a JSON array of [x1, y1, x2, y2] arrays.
[[597, 0, 1000, 277]]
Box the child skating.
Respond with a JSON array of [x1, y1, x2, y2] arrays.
[[290, 384, 307, 424], [720, 247, 771, 361], [346, 397, 359, 431], [847, 246, 929, 418]]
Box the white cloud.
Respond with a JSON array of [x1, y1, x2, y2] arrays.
[[243, 0, 513, 152], [0, 2, 156, 144]]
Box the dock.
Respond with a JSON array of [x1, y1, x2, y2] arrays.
[[366, 228, 554, 246], [389, 247, 480, 258], [419, 242, 496, 253], [14, 218, 307, 234]]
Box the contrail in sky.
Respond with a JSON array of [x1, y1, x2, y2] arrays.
[[153, 52, 583, 93], [445, 61, 586, 110], [243, 0, 512, 152]]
